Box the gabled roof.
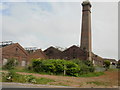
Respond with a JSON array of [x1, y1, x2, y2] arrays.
[[91, 52, 103, 61], [44, 46, 62, 53], [2, 43, 28, 56], [28, 49, 47, 59], [63, 45, 84, 52]]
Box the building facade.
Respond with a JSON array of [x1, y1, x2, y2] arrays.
[[1, 43, 47, 66], [44, 46, 62, 59], [1, 43, 28, 66]]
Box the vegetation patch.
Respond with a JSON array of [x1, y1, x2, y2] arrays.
[[28, 59, 95, 77], [50, 82, 69, 86], [2, 70, 55, 84], [79, 72, 104, 77], [2, 58, 18, 70], [86, 81, 109, 86], [103, 60, 110, 71], [108, 68, 118, 72]]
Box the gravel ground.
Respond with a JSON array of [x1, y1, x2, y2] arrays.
[[2, 82, 73, 88]]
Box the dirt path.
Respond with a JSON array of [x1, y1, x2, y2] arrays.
[[1, 70, 119, 88], [17, 70, 119, 88]]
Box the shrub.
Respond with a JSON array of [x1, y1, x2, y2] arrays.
[[3, 58, 18, 70], [31, 59, 95, 77], [43, 62, 56, 74], [72, 59, 95, 75], [103, 60, 110, 71], [32, 59, 44, 72], [51, 59, 66, 74], [66, 61, 80, 76]]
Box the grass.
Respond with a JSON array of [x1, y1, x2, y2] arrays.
[[2, 67, 105, 78], [50, 82, 69, 86], [35, 77, 55, 84], [0, 72, 2, 82], [14, 68, 105, 77], [1, 70, 55, 84], [8, 67, 54, 75], [86, 81, 109, 86], [0, 67, 2, 70], [79, 72, 104, 77], [108, 68, 118, 72]]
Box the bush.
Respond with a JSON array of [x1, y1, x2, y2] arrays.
[[32, 59, 44, 72], [51, 59, 66, 74], [3, 58, 18, 70], [103, 60, 110, 71], [31, 59, 95, 77], [66, 61, 80, 76], [72, 59, 95, 75]]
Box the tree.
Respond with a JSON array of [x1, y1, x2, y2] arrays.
[[104, 60, 110, 71]]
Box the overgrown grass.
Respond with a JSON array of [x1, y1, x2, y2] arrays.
[[3, 67, 105, 78], [79, 72, 104, 77], [0, 72, 2, 82], [86, 81, 109, 86], [0, 67, 2, 70], [2, 70, 55, 84], [108, 68, 118, 72], [35, 77, 55, 84]]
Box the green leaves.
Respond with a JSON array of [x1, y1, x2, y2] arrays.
[[31, 59, 95, 77], [103, 60, 110, 71], [3, 58, 18, 70]]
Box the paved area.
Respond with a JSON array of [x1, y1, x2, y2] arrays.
[[2, 82, 73, 88]]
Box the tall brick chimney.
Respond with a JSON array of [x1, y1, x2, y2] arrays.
[[80, 0, 92, 61]]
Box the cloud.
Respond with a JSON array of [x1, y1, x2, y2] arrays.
[[1, 2, 118, 60], [1, 0, 119, 2]]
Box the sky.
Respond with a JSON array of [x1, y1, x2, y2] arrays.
[[0, 0, 118, 60]]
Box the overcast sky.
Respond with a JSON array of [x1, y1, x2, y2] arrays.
[[0, 0, 118, 60]]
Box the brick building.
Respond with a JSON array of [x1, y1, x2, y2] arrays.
[[1, 42, 47, 66], [62, 45, 87, 60], [28, 49, 48, 64], [44, 45, 105, 66], [1, 43, 28, 66], [103, 58, 118, 65], [92, 53, 104, 66], [44, 46, 62, 59]]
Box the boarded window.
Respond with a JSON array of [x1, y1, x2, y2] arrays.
[[21, 61, 26, 66], [3, 58, 8, 65]]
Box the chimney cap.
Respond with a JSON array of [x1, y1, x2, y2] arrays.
[[82, 0, 92, 7]]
